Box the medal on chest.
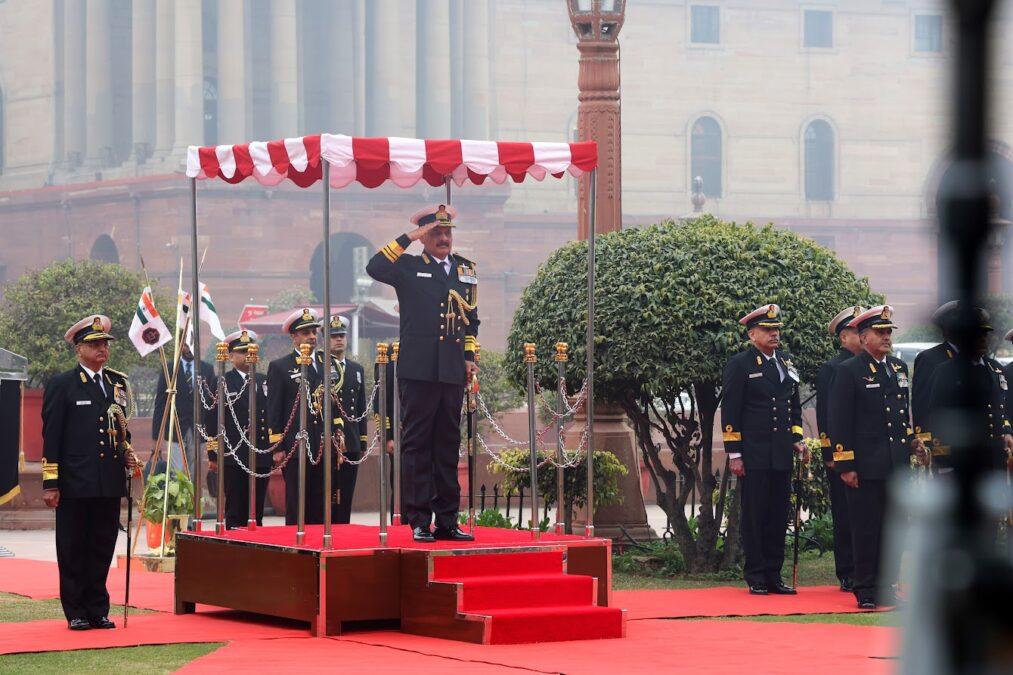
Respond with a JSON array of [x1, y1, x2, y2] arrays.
[[113, 383, 128, 407]]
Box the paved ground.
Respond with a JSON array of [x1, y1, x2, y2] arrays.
[[0, 506, 676, 562]]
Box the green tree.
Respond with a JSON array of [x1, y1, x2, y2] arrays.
[[507, 216, 882, 572], [267, 285, 317, 313], [0, 260, 174, 386]]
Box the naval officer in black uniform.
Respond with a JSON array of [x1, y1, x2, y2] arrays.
[[814, 305, 864, 592], [267, 308, 342, 525], [367, 204, 478, 542], [924, 308, 1013, 473], [911, 301, 959, 451], [829, 305, 927, 609], [42, 315, 139, 630], [320, 315, 368, 524], [208, 330, 270, 528], [721, 303, 805, 595]]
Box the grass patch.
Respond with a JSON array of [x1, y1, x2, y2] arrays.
[[720, 611, 901, 627], [0, 643, 223, 673], [613, 549, 839, 590], [0, 593, 154, 623]]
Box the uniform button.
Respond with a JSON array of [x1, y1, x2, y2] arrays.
[[773, 427, 778, 432], [99, 453, 105, 458], [988, 404, 993, 409], [772, 407, 777, 412], [440, 302, 445, 307], [886, 407, 891, 412], [889, 437, 894, 442], [100, 440, 106, 446], [887, 423, 892, 428], [456, 338, 461, 343], [439, 336, 444, 341], [900, 409, 906, 414], [99, 416, 105, 422]]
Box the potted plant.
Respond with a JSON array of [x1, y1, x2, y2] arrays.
[[142, 469, 194, 554], [489, 448, 627, 534]]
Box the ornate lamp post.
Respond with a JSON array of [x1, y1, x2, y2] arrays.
[[568, 0, 625, 239]]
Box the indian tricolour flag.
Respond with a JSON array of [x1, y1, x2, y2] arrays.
[[178, 282, 226, 346], [128, 287, 172, 357]]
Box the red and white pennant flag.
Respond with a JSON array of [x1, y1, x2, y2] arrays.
[[128, 287, 172, 357]]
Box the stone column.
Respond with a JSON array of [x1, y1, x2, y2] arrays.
[[173, 0, 204, 153], [330, 0, 357, 134], [131, 0, 157, 163], [154, 0, 175, 158], [461, 0, 490, 139], [365, 0, 402, 136], [217, 0, 247, 143], [84, 0, 113, 168], [416, 0, 451, 138], [62, 0, 86, 169], [270, 0, 298, 138]]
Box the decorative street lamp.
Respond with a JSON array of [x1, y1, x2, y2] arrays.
[[568, 0, 626, 240]]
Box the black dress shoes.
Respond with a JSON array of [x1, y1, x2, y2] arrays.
[[68, 618, 92, 631], [89, 616, 116, 629], [839, 577, 854, 593], [857, 598, 877, 610], [433, 526, 475, 542], [768, 581, 797, 595], [748, 584, 769, 595], [412, 526, 436, 543]]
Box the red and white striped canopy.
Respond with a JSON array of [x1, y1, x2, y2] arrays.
[[186, 134, 597, 189]]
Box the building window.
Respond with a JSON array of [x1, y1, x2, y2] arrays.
[[804, 120, 835, 201], [690, 116, 722, 198], [690, 6, 720, 45], [803, 10, 833, 49], [90, 235, 120, 265], [914, 15, 943, 53]]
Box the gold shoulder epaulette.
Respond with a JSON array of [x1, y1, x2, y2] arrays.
[[105, 367, 129, 379]]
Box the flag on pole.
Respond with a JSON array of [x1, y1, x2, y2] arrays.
[[128, 287, 173, 357], [178, 282, 226, 344]]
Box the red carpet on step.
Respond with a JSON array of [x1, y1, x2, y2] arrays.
[[329, 619, 898, 674], [0, 611, 307, 656], [0, 558, 175, 612], [615, 584, 876, 620]]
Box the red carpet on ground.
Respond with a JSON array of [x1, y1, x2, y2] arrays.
[[615, 585, 874, 620], [174, 620, 897, 674], [0, 611, 307, 656]]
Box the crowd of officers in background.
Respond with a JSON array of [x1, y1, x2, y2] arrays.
[[722, 301, 1012, 610]]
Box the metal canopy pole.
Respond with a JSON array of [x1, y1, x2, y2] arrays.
[[189, 177, 203, 531], [391, 342, 402, 526], [554, 342, 568, 535], [214, 343, 227, 534], [524, 344, 540, 540], [585, 168, 597, 538], [322, 162, 333, 548], [296, 344, 311, 545], [246, 344, 259, 530], [376, 343, 390, 546]]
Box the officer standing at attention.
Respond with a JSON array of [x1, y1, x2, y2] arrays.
[[42, 315, 139, 630], [267, 308, 338, 525], [208, 330, 270, 528], [814, 306, 864, 593], [925, 308, 1013, 473], [320, 315, 368, 524], [911, 301, 959, 450], [367, 204, 479, 542], [829, 305, 926, 609], [721, 304, 805, 595]]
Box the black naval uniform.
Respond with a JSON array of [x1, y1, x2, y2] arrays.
[[829, 350, 914, 604], [815, 349, 855, 586], [42, 365, 131, 623], [911, 342, 954, 450], [721, 346, 803, 589], [208, 368, 270, 528], [266, 349, 339, 525], [366, 234, 479, 531], [151, 358, 216, 462], [322, 351, 368, 524], [924, 357, 1011, 472]]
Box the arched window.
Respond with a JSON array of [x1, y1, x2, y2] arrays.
[[90, 234, 120, 265], [690, 116, 722, 198], [804, 120, 835, 201], [310, 232, 376, 305]]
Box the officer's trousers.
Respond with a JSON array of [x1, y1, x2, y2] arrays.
[[332, 449, 360, 525], [844, 479, 897, 602], [740, 468, 791, 587], [224, 465, 268, 529], [826, 468, 855, 582], [55, 496, 120, 621], [283, 440, 326, 525], [399, 377, 464, 531]]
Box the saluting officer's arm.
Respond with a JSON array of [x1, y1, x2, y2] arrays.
[[720, 358, 745, 458], [366, 234, 412, 286], [40, 377, 66, 491], [828, 366, 857, 473], [265, 361, 286, 445]]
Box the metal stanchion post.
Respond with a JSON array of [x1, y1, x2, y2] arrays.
[[554, 342, 568, 535], [524, 343, 540, 539], [391, 342, 402, 527], [246, 343, 259, 530], [214, 342, 227, 534], [322, 161, 333, 549], [296, 343, 312, 545], [189, 177, 203, 531], [467, 344, 480, 533], [376, 343, 390, 546]]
